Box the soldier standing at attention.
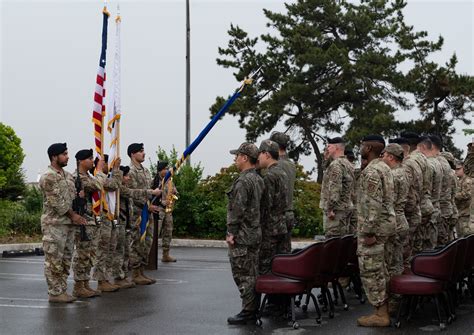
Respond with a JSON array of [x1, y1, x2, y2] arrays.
[[40, 143, 87, 303], [127, 143, 160, 285], [153, 161, 179, 263], [71, 149, 107, 298], [270, 131, 296, 253], [455, 159, 472, 237], [226, 143, 264, 325], [257, 139, 289, 275], [320, 137, 355, 238], [356, 135, 395, 327], [440, 151, 459, 241]]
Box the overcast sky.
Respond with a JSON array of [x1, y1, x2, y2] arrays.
[[1, 0, 473, 182]]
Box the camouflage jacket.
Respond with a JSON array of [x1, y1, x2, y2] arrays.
[[128, 161, 153, 214], [464, 145, 474, 177], [455, 175, 472, 217], [357, 159, 396, 237], [320, 156, 355, 212], [119, 184, 154, 228], [411, 150, 434, 216], [427, 156, 443, 214], [450, 171, 459, 219], [39, 166, 76, 225], [391, 164, 409, 232], [436, 155, 454, 218], [278, 153, 296, 211], [260, 163, 289, 237], [402, 155, 423, 216], [74, 169, 106, 223], [226, 168, 264, 246]]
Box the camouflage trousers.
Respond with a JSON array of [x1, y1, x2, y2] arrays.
[[72, 224, 99, 281], [129, 215, 154, 269], [323, 209, 351, 238], [415, 213, 437, 253], [456, 216, 471, 238], [280, 211, 295, 253], [112, 224, 132, 279], [447, 217, 457, 242], [42, 224, 75, 296], [92, 221, 118, 281], [406, 210, 421, 266], [357, 236, 389, 307], [388, 231, 408, 305], [437, 216, 450, 246], [158, 210, 173, 251], [229, 244, 260, 311], [259, 234, 287, 275], [347, 208, 357, 235]]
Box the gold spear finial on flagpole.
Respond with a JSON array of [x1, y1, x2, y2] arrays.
[[103, 0, 110, 16]]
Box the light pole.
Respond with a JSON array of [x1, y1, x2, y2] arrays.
[[185, 0, 191, 165]]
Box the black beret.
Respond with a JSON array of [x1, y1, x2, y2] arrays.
[[127, 143, 144, 157], [389, 138, 409, 145], [157, 161, 169, 172], [75, 149, 93, 160], [361, 135, 385, 147], [47, 143, 67, 158], [400, 131, 421, 145], [119, 165, 130, 176], [428, 135, 442, 149], [327, 137, 345, 144]]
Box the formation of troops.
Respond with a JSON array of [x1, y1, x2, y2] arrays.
[[39, 131, 474, 328], [39, 142, 177, 303]]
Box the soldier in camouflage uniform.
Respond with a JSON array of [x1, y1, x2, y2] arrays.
[[127, 143, 160, 285], [71, 149, 107, 298], [464, 142, 474, 230], [40, 143, 86, 303], [152, 161, 179, 262], [270, 131, 296, 253], [439, 151, 459, 241], [356, 135, 395, 327], [455, 160, 472, 237], [429, 135, 454, 246], [226, 143, 264, 325], [257, 140, 289, 276], [320, 137, 355, 238], [345, 148, 358, 234]]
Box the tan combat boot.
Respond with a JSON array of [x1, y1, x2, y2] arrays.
[[114, 277, 134, 289], [73, 280, 96, 298], [132, 268, 152, 285], [49, 293, 77, 303], [357, 303, 390, 327], [161, 250, 177, 263], [84, 281, 101, 296], [97, 280, 120, 292], [140, 267, 157, 284]]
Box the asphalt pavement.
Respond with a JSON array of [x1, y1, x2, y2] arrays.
[[0, 247, 473, 334]]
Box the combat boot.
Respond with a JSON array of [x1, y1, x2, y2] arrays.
[[140, 267, 157, 284], [227, 310, 257, 325], [84, 281, 101, 296], [357, 303, 390, 327], [114, 277, 134, 289], [73, 280, 96, 298], [98, 280, 120, 292], [132, 268, 152, 285], [161, 250, 177, 263], [49, 293, 76, 303]]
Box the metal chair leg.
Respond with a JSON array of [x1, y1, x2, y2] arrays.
[[434, 295, 446, 330], [310, 293, 322, 324]]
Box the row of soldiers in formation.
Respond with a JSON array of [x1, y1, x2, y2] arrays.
[[39, 142, 177, 303], [225, 131, 474, 327], [319, 132, 474, 327]]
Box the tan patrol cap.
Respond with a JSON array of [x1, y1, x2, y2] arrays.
[[383, 143, 404, 160]]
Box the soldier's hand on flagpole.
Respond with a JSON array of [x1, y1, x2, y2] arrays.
[[151, 188, 162, 197], [113, 157, 121, 170], [79, 190, 85, 198], [97, 157, 105, 172], [149, 204, 160, 214]]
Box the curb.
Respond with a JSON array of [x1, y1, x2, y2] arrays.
[[0, 237, 325, 254]]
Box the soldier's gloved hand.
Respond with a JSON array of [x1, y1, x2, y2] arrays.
[[226, 233, 235, 246], [362, 235, 377, 246], [71, 213, 87, 225]]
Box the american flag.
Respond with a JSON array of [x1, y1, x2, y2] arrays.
[[91, 7, 110, 216]]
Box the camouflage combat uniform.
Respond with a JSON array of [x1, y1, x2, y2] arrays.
[[259, 163, 289, 275], [39, 166, 77, 296], [320, 156, 355, 238], [357, 159, 396, 308], [278, 153, 296, 253], [436, 155, 454, 245], [455, 174, 472, 237], [157, 178, 178, 253], [227, 168, 264, 312], [128, 161, 155, 269], [71, 170, 106, 282], [425, 156, 442, 249], [464, 145, 474, 230], [92, 169, 122, 281]]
